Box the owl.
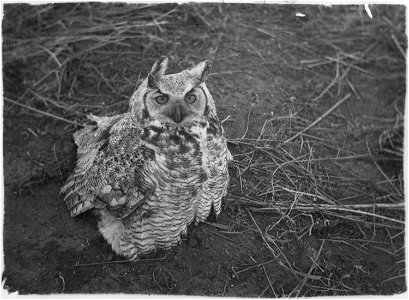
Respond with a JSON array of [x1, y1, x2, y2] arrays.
[[61, 57, 232, 260]]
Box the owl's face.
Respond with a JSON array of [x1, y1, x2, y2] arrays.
[[130, 58, 217, 126]]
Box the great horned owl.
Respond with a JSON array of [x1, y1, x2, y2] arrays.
[[61, 57, 231, 260]]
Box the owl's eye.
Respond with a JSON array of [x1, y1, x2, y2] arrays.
[[185, 94, 197, 104], [155, 95, 168, 105]]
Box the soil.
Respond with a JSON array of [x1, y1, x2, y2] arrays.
[[2, 3, 406, 296]]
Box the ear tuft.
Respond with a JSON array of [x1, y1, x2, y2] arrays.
[[147, 57, 169, 89], [188, 60, 212, 84], [150, 56, 169, 75], [200, 61, 211, 83], [147, 73, 157, 89]]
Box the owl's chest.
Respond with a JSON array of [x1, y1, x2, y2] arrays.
[[152, 131, 202, 174], [141, 125, 212, 190]]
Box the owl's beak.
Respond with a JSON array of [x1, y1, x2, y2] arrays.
[[172, 102, 189, 123], [174, 104, 182, 123]]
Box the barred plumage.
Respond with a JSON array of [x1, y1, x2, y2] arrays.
[[61, 58, 231, 259]]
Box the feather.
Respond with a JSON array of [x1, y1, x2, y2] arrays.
[[61, 114, 149, 218], [61, 59, 231, 260]]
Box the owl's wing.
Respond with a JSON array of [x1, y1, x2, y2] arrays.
[[60, 114, 152, 218]]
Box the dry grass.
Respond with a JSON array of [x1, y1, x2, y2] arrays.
[[2, 3, 405, 296], [221, 5, 406, 296], [3, 3, 178, 123]]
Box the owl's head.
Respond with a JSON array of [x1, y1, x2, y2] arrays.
[[130, 57, 217, 125]]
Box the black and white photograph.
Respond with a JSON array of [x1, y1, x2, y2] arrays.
[[1, 1, 406, 296]]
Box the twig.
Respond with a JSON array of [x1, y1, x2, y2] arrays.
[[89, 64, 117, 93], [236, 259, 275, 274], [296, 153, 377, 162], [206, 229, 258, 252], [282, 94, 351, 144], [325, 55, 373, 75], [245, 40, 266, 62], [291, 269, 321, 281], [280, 186, 335, 205], [311, 73, 338, 102], [295, 240, 325, 297], [381, 274, 406, 285], [152, 271, 163, 292], [345, 77, 359, 98], [93, 99, 128, 114], [221, 115, 231, 124], [241, 104, 254, 139], [253, 205, 404, 225], [373, 246, 399, 257], [58, 273, 66, 293], [391, 34, 406, 59], [27, 127, 39, 137], [30, 89, 72, 111], [191, 4, 214, 30], [4, 97, 81, 126], [220, 280, 228, 296], [39, 45, 62, 67], [203, 221, 231, 231], [155, 6, 179, 22], [262, 266, 277, 297], [209, 70, 249, 76], [247, 210, 303, 281], [73, 258, 161, 267], [258, 286, 270, 298]]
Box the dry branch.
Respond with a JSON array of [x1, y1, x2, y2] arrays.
[[5, 97, 81, 126], [282, 94, 351, 144]]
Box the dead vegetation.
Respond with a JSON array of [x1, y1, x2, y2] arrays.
[[2, 3, 406, 296], [224, 5, 406, 296], [3, 3, 179, 124]]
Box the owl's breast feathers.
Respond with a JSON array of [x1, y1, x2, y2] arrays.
[[61, 114, 230, 221]]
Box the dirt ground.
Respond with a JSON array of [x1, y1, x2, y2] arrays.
[[2, 3, 406, 296]]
